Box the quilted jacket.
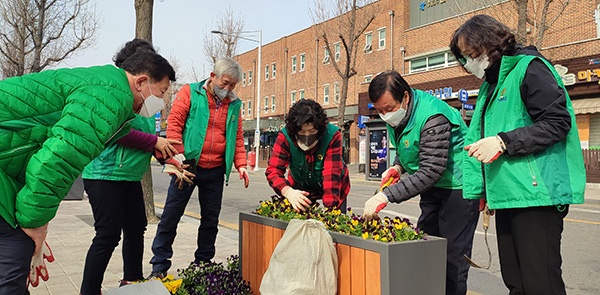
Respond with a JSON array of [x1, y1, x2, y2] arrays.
[[0, 65, 136, 228]]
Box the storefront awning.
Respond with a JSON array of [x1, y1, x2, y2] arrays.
[[572, 98, 600, 114]]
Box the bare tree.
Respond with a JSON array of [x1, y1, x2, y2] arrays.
[[134, 0, 159, 223], [452, 0, 569, 48], [309, 0, 380, 127], [0, 0, 98, 78], [203, 6, 245, 64]]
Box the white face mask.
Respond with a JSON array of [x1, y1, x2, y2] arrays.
[[138, 82, 165, 118], [213, 84, 237, 100], [379, 107, 406, 128], [463, 55, 490, 79]]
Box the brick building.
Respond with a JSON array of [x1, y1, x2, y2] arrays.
[[232, 0, 600, 167]]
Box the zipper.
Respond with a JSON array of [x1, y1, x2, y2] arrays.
[[526, 155, 538, 186], [205, 105, 220, 168], [117, 146, 125, 168], [0, 143, 38, 160], [105, 117, 135, 145]]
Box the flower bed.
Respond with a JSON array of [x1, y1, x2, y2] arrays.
[[240, 196, 448, 295]]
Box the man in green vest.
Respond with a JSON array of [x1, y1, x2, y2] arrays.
[[450, 15, 585, 295], [148, 57, 249, 279], [265, 99, 350, 212], [362, 70, 479, 295]]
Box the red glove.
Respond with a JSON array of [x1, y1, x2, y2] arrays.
[[28, 241, 54, 287], [381, 165, 401, 187], [238, 167, 249, 188]]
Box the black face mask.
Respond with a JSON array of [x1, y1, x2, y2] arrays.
[[297, 133, 319, 146]]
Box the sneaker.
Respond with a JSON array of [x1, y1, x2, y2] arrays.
[[146, 271, 167, 280]]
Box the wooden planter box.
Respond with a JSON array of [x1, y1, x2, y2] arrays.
[[239, 212, 447, 295]]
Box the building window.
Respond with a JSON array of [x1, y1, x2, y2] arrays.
[[364, 32, 373, 53], [323, 47, 330, 64], [364, 75, 373, 83], [299, 89, 305, 100], [378, 28, 386, 49], [300, 53, 306, 71], [264, 96, 269, 113], [408, 51, 458, 73], [323, 84, 330, 105], [248, 70, 253, 85], [265, 65, 269, 80], [291, 56, 297, 73], [242, 72, 246, 86], [271, 96, 276, 112], [272, 63, 276, 78], [334, 43, 341, 62], [291, 91, 296, 105], [241, 102, 245, 116], [247, 100, 252, 117], [334, 83, 340, 103]]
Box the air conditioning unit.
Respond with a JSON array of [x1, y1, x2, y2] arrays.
[[364, 44, 372, 53]]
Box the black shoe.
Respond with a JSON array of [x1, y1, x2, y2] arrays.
[[119, 279, 142, 287], [146, 271, 167, 280]]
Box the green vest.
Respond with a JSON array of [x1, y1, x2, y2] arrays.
[[82, 115, 155, 181], [463, 55, 585, 209], [388, 89, 467, 189], [282, 123, 340, 193], [182, 80, 241, 182]]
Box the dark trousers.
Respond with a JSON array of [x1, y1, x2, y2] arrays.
[[150, 165, 225, 273], [495, 205, 568, 295], [0, 216, 34, 295], [418, 187, 479, 295], [80, 180, 147, 295]]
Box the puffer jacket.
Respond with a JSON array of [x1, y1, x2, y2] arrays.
[[0, 65, 136, 228]]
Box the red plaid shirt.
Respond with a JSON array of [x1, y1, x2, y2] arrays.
[[265, 130, 350, 208]]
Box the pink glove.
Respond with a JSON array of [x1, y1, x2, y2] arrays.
[[239, 167, 249, 188], [28, 241, 54, 287]]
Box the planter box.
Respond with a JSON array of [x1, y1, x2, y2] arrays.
[[239, 212, 447, 295]]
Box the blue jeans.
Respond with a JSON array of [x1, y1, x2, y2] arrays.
[[150, 165, 225, 273], [0, 216, 35, 295]]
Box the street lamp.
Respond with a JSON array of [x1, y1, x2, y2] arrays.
[[212, 30, 262, 172]]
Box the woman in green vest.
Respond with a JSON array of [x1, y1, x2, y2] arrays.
[[362, 70, 479, 295], [450, 15, 585, 295], [265, 99, 350, 212]]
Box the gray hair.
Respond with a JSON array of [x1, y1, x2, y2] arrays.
[[214, 57, 243, 82]]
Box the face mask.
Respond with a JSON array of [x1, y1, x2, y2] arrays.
[[463, 55, 490, 79], [379, 107, 406, 128], [138, 82, 165, 118], [213, 84, 236, 100], [297, 133, 319, 151]]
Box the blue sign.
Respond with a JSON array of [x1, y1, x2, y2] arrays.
[[358, 115, 369, 129], [458, 89, 469, 103], [463, 103, 474, 110]]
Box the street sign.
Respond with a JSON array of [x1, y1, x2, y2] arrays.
[[463, 103, 474, 110], [458, 89, 469, 103]]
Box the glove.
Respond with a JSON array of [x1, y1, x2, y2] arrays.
[[464, 136, 506, 164], [238, 167, 249, 188], [381, 165, 401, 187], [282, 187, 311, 212], [363, 192, 389, 221], [163, 154, 195, 189], [28, 241, 55, 287]]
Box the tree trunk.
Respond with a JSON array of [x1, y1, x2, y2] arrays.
[[134, 0, 158, 223], [141, 167, 159, 223], [516, 0, 528, 45], [134, 0, 154, 43]]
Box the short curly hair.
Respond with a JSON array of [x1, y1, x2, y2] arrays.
[[285, 99, 328, 139]]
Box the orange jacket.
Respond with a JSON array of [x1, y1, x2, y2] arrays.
[[167, 83, 246, 170]]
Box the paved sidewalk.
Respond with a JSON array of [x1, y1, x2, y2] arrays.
[[29, 200, 239, 295], [28, 166, 600, 295]]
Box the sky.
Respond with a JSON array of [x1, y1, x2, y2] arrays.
[[58, 0, 314, 82]]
